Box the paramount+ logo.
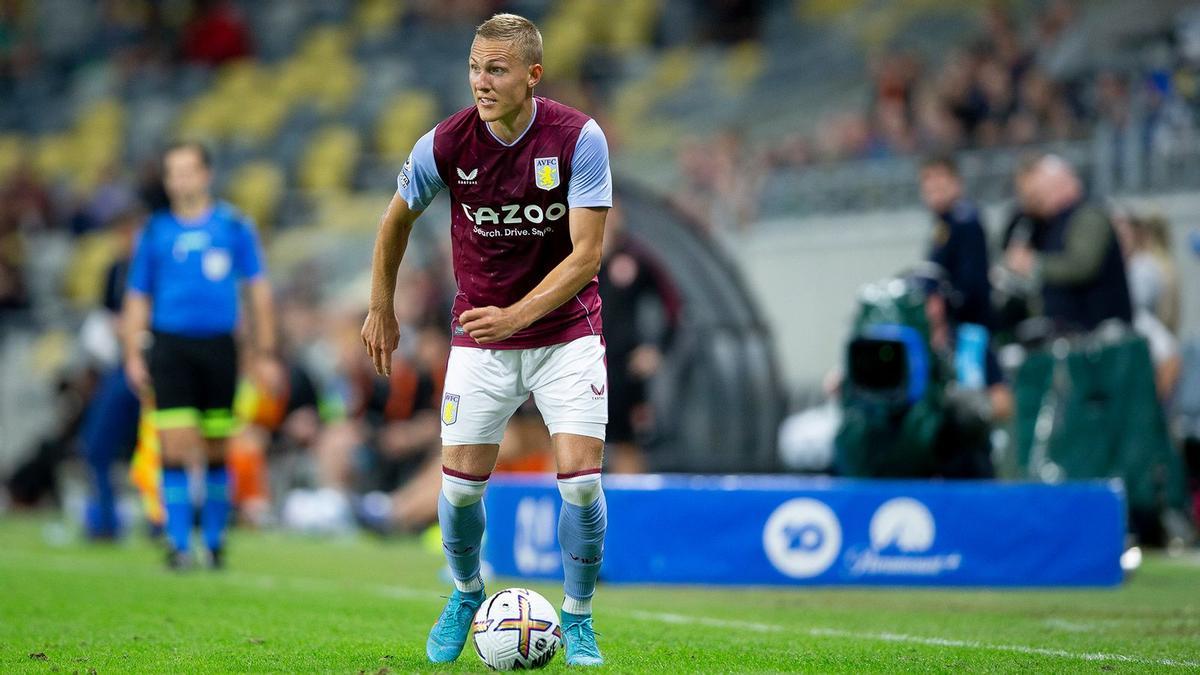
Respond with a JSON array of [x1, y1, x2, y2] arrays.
[[761, 497, 963, 579]]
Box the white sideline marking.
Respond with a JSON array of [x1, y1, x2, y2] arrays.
[[1042, 618, 1096, 633], [626, 610, 1200, 669]]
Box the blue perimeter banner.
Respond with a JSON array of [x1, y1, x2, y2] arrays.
[[484, 475, 1126, 587]]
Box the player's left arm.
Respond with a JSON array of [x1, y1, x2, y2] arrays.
[[237, 219, 284, 393], [461, 119, 612, 344], [462, 209, 607, 344]]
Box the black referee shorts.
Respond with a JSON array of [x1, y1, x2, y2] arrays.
[[148, 331, 239, 439]]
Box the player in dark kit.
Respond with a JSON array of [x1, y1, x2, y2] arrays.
[[361, 14, 611, 666], [122, 141, 282, 570]]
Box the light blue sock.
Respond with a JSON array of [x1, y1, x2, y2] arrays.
[[202, 463, 230, 551], [439, 469, 489, 593], [558, 472, 606, 615], [162, 466, 192, 553]]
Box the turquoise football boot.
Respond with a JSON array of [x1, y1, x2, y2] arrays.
[[561, 611, 604, 666], [425, 588, 485, 663]]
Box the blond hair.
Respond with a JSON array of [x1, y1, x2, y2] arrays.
[[474, 13, 542, 66]]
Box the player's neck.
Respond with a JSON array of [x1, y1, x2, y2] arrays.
[[171, 195, 213, 223], [488, 98, 535, 145]]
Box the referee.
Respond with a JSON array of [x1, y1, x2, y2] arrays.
[[122, 141, 281, 569]]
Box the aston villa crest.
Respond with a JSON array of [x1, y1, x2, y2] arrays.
[[534, 157, 560, 190], [442, 393, 460, 425]]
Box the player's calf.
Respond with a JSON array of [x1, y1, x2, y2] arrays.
[[557, 470, 605, 617], [439, 467, 489, 593]]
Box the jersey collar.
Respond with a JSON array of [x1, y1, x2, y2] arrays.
[[172, 205, 216, 228], [485, 97, 537, 147]]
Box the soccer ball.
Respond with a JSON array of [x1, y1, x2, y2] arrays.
[[471, 588, 561, 670]]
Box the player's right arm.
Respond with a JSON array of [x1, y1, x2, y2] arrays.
[[121, 292, 152, 392], [122, 224, 155, 393], [362, 193, 421, 377], [361, 128, 445, 377]]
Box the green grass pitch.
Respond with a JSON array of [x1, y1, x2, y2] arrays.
[[1, 516, 1197, 673]]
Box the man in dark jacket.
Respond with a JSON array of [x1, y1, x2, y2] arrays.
[[919, 153, 992, 329], [1004, 155, 1131, 331]]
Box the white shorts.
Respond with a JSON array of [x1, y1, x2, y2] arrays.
[[439, 335, 608, 446]]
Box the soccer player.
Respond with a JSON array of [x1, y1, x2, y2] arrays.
[[361, 14, 611, 666], [122, 141, 281, 570]]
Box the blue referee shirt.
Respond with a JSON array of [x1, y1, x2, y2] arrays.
[[127, 201, 265, 337]]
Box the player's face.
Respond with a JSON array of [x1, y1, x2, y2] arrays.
[[469, 38, 539, 123], [163, 147, 212, 204]]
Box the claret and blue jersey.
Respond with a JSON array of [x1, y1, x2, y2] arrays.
[[127, 201, 265, 336], [397, 96, 613, 349]]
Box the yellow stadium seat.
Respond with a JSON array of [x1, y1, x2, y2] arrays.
[[652, 47, 695, 91], [299, 125, 360, 193], [76, 99, 126, 137], [611, 0, 661, 51], [274, 57, 314, 106], [313, 58, 363, 115], [300, 26, 352, 61], [176, 94, 225, 141], [235, 94, 290, 144], [541, 13, 590, 81], [34, 133, 77, 181], [215, 59, 267, 97], [0, 134, 29, 180], [354, 0, 404, 38], [375, 90, 437, 162], [62, 99, 126, 193], [31, 330, 72, 377], [313, 191, 392, 233], [719, 42, 765, 96], [63, 230, 118, 308], [798, 0, 867, 22], [229, 161, 285, 234]]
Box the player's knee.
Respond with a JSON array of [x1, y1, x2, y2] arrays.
[[441, 468, 489, 507], [557, 471, 602, 507], [159, 429, 201, 465]]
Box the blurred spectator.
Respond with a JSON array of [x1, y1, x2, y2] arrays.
[[1124, 213, 1180, 335], [1143, 70, 1197, 162], [307, 265, 453, 535], [672, 130, 763, 231], [919, 153, 991, 329], [1000, 152, 1046, 252], [5, 369, 99, 506], [0, 0, 46, 91], [696, 0, 765, 45], [70, 164, 138, 237], [1033, 0, 1088, 81], [180, 0, 251, 66], [95, 0, 169, 76], [597, 207, 680, 474], [990, 155, 1041, 342], [0, 158, 49, 316], [338, 320, 446, 534], [1, 159, 55, 232], [1004, 155, 1132, 332], [1114, 209, 1182, 399], [76, 206, 144, 538], [0, 255, 28, 314]]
